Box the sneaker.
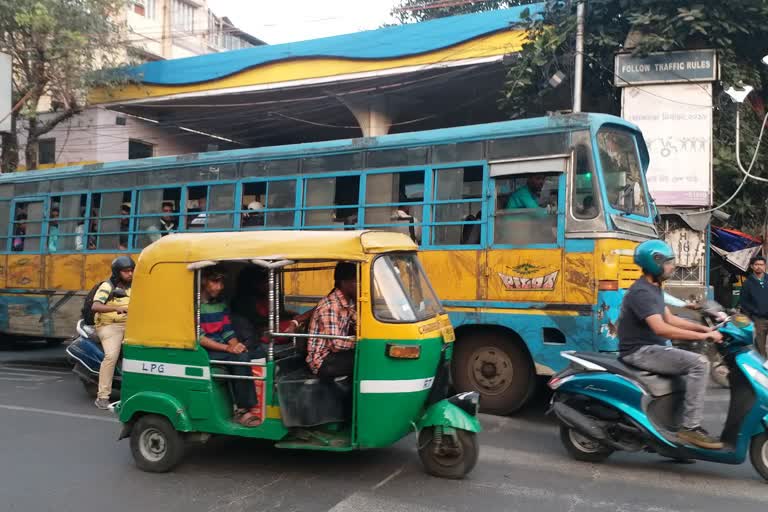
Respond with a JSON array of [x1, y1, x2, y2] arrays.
[[677, 427, 723, 450], [94, 398, 111, 410]]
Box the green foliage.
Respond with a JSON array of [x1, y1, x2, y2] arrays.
[[0, 0, 133, 171], [392, 0, 532, 24]]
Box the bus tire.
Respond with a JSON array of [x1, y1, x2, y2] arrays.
[[130, 414, 185, 473], [452, 330, 535, 415]]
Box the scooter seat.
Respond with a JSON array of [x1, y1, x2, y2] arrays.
[[570, 352, 685, 397]]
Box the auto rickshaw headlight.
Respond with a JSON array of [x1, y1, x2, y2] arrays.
[[448, 391, 480, 416], [386, 343, 421, 359]]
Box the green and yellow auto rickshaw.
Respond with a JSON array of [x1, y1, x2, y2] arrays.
[[115, 230, 480, 478]]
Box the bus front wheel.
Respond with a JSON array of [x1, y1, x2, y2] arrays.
[[452, 331, 535, 415]]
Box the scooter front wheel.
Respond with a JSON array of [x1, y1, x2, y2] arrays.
[[749, 432, 768, 481], [559, 424, 613, 463]]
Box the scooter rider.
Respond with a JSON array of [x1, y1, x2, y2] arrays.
[[618, 240, 724, 449], [92, 256, 134, 410]]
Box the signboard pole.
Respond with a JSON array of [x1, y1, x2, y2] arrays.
[[0, 52, 11, 134]]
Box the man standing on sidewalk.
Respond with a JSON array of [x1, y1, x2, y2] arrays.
[[92, 256, 134, 409], [740, 255, 768, 357]]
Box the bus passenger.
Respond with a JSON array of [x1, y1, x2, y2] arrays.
[[198, 266, 262, 427], [306, 262, 357, 378], [147, 202, 178, 243], [188, 197, 207, 229], [48, 207, 60, 253], [506, 174, 547, 210], [12, 213, 26, 252]]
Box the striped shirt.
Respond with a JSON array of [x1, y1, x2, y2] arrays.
[[199, 299, 236, 345], [306, 288, 357, 374]]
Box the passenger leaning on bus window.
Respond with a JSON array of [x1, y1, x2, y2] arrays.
[[198, 266, 263, 427], [92, 256, 134, 410], [306, 262, 358, 378], [48, 207, 60, 253], [147, 202, 178, 243], [505, 174, 547, 210], [118, 203, 131, 250], [12, 213, 27, 252]]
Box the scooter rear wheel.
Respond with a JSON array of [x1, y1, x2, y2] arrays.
[[749, 432, 768, 482], [559, 424, 613, 463]]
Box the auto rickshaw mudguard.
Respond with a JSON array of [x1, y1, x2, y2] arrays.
[[416, 399, 481, 433], [118, 391, 192, 432]]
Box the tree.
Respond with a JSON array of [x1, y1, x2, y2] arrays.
[[392, 0, 533, 24], [501, 0, 768, 234], [0, 0, 132, 172]]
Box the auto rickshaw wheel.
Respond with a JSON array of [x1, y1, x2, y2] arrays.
[[418, 427, 478, 479], [452, 330, 535, 415], [130, 415, 185, 473]]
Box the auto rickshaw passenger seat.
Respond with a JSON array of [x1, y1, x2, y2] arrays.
[[276, 365, 351, 427]]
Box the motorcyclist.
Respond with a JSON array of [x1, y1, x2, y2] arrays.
[[618, 240, 724, 449]]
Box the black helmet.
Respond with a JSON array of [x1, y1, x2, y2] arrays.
[[111, 256, 136, 280]]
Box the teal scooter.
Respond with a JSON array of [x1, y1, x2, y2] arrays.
[[549, 302, 768, 481]]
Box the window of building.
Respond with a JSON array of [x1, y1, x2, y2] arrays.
[[302, 176, 360, 229], [129, 139, 154, 160], [173, 0, 195, 33], [38, 139, 56, 165], [363, 171, 424, 245], [430, 166, 483, 246], [240, 180, 297, 229]]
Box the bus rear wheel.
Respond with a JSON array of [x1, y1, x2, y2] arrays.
[[452, 331, 535, 415]]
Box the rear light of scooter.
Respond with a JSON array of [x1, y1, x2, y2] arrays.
[[548, 375, 574, 390]]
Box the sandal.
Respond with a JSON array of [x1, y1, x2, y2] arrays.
[[233, 408, 247, 420], [238, 411, 263, 427]]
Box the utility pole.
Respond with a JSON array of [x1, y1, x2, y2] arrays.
[[573, 1, 586, 113]]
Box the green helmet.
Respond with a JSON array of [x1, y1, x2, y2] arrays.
[[634, 240, 675, 280]]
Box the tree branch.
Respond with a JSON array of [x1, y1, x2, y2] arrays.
[[32, 107, 82, 138]]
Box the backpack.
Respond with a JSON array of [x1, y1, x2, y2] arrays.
[[81, 280, 113, 326]]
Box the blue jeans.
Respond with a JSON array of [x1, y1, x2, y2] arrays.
[[622, 345, 709, 430]]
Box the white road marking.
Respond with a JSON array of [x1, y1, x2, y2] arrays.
[[480, 445, 768, 501], [371, 466, 405, 490], [328, 492, 448, 512], [0, 365, 70, 375], [0, 403, 118, 423]]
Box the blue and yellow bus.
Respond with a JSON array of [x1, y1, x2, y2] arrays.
[[0, 113, 654, 413]]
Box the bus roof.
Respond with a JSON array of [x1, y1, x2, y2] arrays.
[[4, 113, 642, 183], [138, 230, 418, 266]]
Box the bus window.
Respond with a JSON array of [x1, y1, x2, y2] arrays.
[[493, 173, 559, 246], [136, 188, 181, 248], [0, 201, 9, 251], [431, 166, 483, 246], [597, 129, 648, 217], [12, 201, 43, 253], [571, 132, 601, 221], [241, 180, 297, 229], [52, 194, 88, 252], [93, 191, 132, 250], [187, 184, 235, 230], [303, 176, 359, 229], [363, 171, 424, 244]]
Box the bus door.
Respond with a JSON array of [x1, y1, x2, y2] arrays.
[[486, 155, 568, 305]]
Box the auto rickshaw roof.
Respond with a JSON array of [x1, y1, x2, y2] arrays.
[[138, 230, 418, 266]]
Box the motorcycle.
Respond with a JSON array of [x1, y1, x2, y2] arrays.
[[548, 301, 768, 481], [65, 320, 122, 398]]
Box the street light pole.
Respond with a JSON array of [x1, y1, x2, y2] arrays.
[[573, 1, 586, 113]]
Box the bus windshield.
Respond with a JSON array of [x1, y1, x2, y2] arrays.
[[597, 129, 648, 217], [372, 254, 443, 322]]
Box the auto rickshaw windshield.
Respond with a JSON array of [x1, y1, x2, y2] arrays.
[[372, 253, 443, 322]]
